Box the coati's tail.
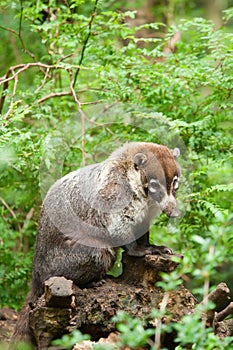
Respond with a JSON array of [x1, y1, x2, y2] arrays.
[[11, 287, 39, 348]]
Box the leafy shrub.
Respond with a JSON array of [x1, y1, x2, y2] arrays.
[[0, 0, 232, 316]]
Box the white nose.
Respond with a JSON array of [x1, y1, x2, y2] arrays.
[[161, 195, 179, 218], [169, 207, 180, 218]]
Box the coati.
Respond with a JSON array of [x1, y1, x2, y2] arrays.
[[13, 141, 181, 345]]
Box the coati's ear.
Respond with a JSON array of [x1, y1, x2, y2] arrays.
[[173, 148, 180, 158], [134, 153, 147, 169]]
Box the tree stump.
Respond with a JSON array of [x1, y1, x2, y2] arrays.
[[28, 252, 233, 349]]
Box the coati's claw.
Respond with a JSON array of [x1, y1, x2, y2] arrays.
[[149, 245, 174, 256]]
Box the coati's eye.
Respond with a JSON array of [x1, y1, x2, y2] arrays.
[[172, 176, 179, 196]]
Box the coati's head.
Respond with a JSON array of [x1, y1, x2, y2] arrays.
[[113, 142, 181, 218], [132, 143, 181, 218]]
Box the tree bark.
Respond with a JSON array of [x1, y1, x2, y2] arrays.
[[28, 253, 233, 349]]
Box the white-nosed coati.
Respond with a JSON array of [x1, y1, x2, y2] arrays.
[[13, 142, 181, 346]]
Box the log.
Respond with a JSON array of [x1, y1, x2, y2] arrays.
[[44, 276, 74, 308], [216, 302, 233, 322], [201, 283, 231, 327], [29, 252, 195, 349], [28, 252, 233, 349]]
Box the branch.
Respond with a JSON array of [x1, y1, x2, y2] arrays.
[[22, 207, 35, 232], [0, 70, 10, 114], [0, 196, 22, 232], [0, 60, 104, 116], [35, 67, 51, 93], [73, 0, 99, 88], [0, 62, 75, 85], [38, 91, 72, 104], [81, 100, 104, 105], [0, 196, 17, 220], [4, 67, 19, 120], [18, 0, 36, 61], [38, 92, 103, 105], [0, 3, 35, 62], [216, 302, 233, 322], [154, 292, 170, 348], [0, 25, 18, 36], [0, 62, 81, 114]]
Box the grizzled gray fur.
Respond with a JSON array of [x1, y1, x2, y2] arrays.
[[13, 141, 181, 345]]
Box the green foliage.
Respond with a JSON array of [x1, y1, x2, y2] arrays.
[[107, 248, 123, 277], [0, 0, 233, 347], [51, 330, 90, 350], [112, 311, 155, 348], [0, 342, 33, 350], [93, 344, 116, 350], [98, 305, 233, 350], [174, 304, 233, 350], [156, 269, 183, 291]]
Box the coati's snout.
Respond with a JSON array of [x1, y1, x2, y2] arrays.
[[167, 206, 180, 218], [162, 198, 180, 218]]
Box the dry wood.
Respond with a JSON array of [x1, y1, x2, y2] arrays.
[[201, 282, 231, 327], [44, 276, 74, 308], [27, 255, 233, 349], [29, 252, 196, 349], [216, 302, 233, 322]]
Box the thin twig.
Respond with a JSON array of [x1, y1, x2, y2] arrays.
[[0, 196, 22, 233], [0, 25, 18, 35], [102, 101, 119, 113], [38, 91, 72, 104], [81, 100, 104, 105], [4, 68, 19, 120], [0, 62, 87, 85], [18, 0, 36, 61], [0, 62, 80, 112], [0, 7, 35, 61], [57, 53, 75, 62], [38, 92, 104, 105], [0, 62, 78, 85], [22, 207, 35, 232], [0, 196, 17, 219], [154, 291, 170, 349], [73, 0, 99, 88], [0, 61, 103, 116], [36, 67, 51, 93], [0, 70, 10, 114]]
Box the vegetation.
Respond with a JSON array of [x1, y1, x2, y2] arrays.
[[0, 0, 233, 348]]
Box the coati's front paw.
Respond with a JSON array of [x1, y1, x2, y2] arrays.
[[126, 246, 153, 257], [148, 245, 174, 256], [148, 245, 183, 260]]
